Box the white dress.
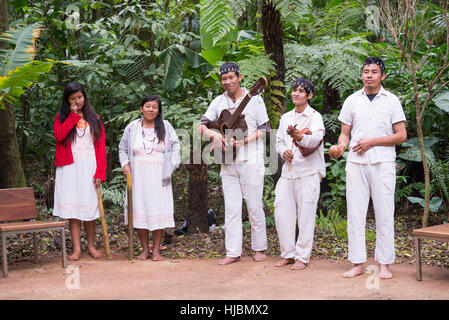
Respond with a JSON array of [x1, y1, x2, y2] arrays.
[[125, 125, 174, 231], [53, 123, 100, 221]]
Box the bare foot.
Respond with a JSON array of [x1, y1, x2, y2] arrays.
[[378, 264, 392, 279], [342, 264, 365, 278], [218, 257, 240, 265], [87, 247, 102, 259], [253, 251, 267, 262], [68, 250, 81, 261], [275, 258, 295, 267], [291, 260, 307, 270], [137, 250, 149, 260], [149, 244, 167, 252], [152, 252, 164, 261]]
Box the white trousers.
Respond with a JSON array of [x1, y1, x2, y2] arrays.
[[221, 162, 267, 258], [274, 174, 320, 263], [346, 161, 396, 265]]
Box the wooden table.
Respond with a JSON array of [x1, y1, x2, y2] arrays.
[[412, 223, 449, 281]]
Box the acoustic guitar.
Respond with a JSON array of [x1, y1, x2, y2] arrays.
[[206, 76, 268, 164]]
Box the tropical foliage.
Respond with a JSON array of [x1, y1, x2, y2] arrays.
[[0, 23, 53, 107], [1, 0, 448, 230]]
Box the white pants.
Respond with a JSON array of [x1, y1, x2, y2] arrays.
[[274, 174, 320, 263], [346, 161, 396, 265], [221, 162, 267, 257]]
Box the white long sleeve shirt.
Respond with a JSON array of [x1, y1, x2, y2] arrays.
[[276, 105, 326, 179]]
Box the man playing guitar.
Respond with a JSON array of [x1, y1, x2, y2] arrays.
[[198, 62, 270, 265]]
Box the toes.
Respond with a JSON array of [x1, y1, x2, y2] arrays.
[[379, 272, 392, 279], [137, 252, 149, 260], [291, 261, 306, 270], [68, 251, 81, 261]]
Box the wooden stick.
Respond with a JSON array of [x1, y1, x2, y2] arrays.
[[126, 173, 134, 261], [96, 186, 112, 259], [288, 143, 295, 172]]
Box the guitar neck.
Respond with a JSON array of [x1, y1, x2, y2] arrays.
[[228, 94, 251, 128]]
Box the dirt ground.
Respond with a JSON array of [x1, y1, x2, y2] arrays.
[[1, 253, 448, 300]]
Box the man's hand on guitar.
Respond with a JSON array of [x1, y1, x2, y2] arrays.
[[210, 130, 227, 151], [231, 137, 247, 148]]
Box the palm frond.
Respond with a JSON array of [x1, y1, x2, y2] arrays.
[[0, 61, 53, 107], [0, 23, 42, 76]]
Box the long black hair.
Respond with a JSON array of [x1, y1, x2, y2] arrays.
[[141, 95, 165, 143], [59, 82, 101, 143]]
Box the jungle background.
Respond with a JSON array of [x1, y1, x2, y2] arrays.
[[0, 0, 448, 268]]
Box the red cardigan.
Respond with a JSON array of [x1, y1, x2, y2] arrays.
[[54, 112, 107, 181]]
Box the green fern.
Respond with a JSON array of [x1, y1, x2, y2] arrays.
[[314, 0, 367, 38], [322, 112, 341, 136], [429, 153, 449, 205], [238, 53, 275, 88], [265, 72, 285, 129], [285, 36, 367, 96], [227, 0, 312, 27], [200, 0, 237, 47], [101, 174, 126, 207], [271, 0, 312, 28], [227, 0, 252, 20], [322, 52, 361, 96]]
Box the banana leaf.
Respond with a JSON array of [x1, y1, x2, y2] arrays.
[[0, 23, 42, 76], [0, 61, 53, 106]]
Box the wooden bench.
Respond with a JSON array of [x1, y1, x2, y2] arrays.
[[413, 223, 449, 281], [0, 187, 67, 278]]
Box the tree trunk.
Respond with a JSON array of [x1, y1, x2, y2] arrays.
[[322, 79, 341, 115], [417, 114, 430, 227], [261, 2, 285, 185], [187, 152, 209, 234], [107, 96, 115, 180], [261, 1, 286, 122], [0, 0, 27, 188], [20, 94, 30, 166]]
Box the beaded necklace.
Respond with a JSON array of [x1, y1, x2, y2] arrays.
[[76, 119, 87, 138], [141, 120, 157, 154]]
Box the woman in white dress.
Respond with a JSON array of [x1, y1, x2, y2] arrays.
[[119, 95, 180, 261], [53, 82, 107, 261]]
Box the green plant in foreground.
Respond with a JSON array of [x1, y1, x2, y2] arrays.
[[316, 209, 375, 242]]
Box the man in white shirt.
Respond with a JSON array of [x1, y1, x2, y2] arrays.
[[198, 62, 270, 265], [274, 78, 325, 270], [330, 56, 407, 279]]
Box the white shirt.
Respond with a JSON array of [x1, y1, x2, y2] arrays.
[[338, 87, 406, 164], [203, 88, 269, 163], [276, 105, 326, 179]]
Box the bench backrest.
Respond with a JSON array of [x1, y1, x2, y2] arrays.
[[0, 187, 37, 222]]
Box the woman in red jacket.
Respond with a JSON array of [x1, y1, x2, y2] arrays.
[[53, 82, 106, 261]]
